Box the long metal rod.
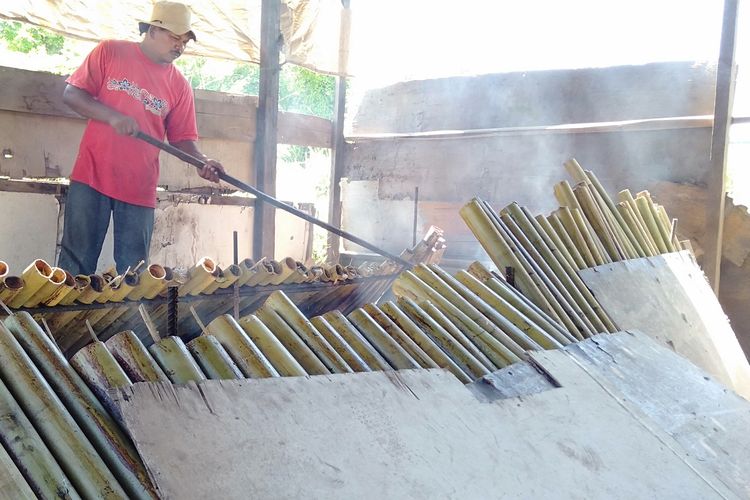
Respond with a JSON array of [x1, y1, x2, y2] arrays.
[[137, 131, 411, 267]]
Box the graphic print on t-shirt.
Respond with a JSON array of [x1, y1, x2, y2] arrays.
[[107, 78, 169, 116]]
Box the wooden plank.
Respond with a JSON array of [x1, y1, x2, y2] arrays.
[[704, 0, 740, 292], [579, 251, 750, 399], [113, 359, 736, 499], [252, 0, 282, 261]]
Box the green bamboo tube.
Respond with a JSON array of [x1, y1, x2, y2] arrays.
[[262, 291, 351, 373], [178, 257, 218, 297], [550, 210, 596, 268], [107, 272, 139, 303], [361, 304, 438, 369], [573, 184, 624, 260], [267, 257, 300, 285], [0, 326, 129, 500], [571, 207, 609, 264], [553, 180, 583, 212], [310, 316, 371, 372], [655, 204, 681, 251], [23, 267, 67, 307], [411, 265, 511, 364], [202, 264, 241, 294], [244, 260, 280, 286], [396, 297, 492, 378], [76, 275, 105, 304], [40, 270, 76, 307], [254, 308, 328, 375], [207, 314, 281, 378], [8, 259, 53, 308], [233, 314, 304, 377], [460, 199, 555, 317], [321, 311, 392, 371], [619, 189, 661, 254], [187, 335, 244, 380], [635, 195, 669, 253], [617, 202, 659, 257], [58, 275, 90, 306], [6, 314, 156, 499], [105, 330, 169, 383], [126, 264, 167, 301], [394, 271, 525, 364], [637, 192, 676, 253], [378, 302, 471, 383], [0, 276, 24, 303], [0, 374, 80, 500], [347, 309, 420, 369], [535, 213, 582, 271], [430, 264, 566, 349], [235, 258, 259, 287], [502, 205, 614, 333], [456, 270, 572, 347], [149, 337, 207, 384]]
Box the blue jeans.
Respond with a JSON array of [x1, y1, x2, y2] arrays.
[[58, 181, 154, 275]]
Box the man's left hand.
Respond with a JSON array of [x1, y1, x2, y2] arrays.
[[199, 159, 225, 183]]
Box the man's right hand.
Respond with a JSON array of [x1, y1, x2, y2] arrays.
[[108, 113, 140, 136]]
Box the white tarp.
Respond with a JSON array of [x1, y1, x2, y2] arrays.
[[0, 0, 345, 75]]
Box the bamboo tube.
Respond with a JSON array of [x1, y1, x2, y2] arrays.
[[656, 204, 681, 251], [535, 214, 582, 271], [362, 303, 438, 369], [148, 337, 206, 383], [618, 189, 660, 254], [347, 309, 420, 369], [0, 261, 6, 280], [396, 296, 492, 378], [187, 335, 244, 380], [127, 265, 166, 301], [178, 257, 218, 297], [107, 272, 139, 303], [105, 330, 169, 383], [58, 275, 90, 306], [234, 258, 259, 287], [243, 259, 277, 286], [23, 267, 66, 307], [40, 270, 76, 307], [0, 325, 129, 499], [455, 270, 571, 347], [231, 314, 303, 377], [207, 314, 282, 378], [321, 310, 392, 371], [617, 202, 658, 257], [573, 184, 623, 261], [8, 259, 53, 308], [252, 307, 328, 375], [635, 195, 669, 253], [551, 209, 597, 268], [262, 291, 351, 373], [637, 192, 676, 253], [77, 275, 105, 304], [310, 316, 371, 372], [378, 302, 471, 383], [460, 199, 555, 316], [267, 257, 300, 285], [554, 180, 583, 212], [502, 206, 614, 333], [6, 314, 156, 499], [0, 374, 80, 500], [202, 264, 241, 294], [571, 207, 609, 264], [0, 276, 24, 303], [394, 271, 525, 364]]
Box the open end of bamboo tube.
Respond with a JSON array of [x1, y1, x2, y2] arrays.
[[47, 267, 67, 285], [2, 276, 24, 292], [88, 274, 105, 292], [34, 259, 53, 279], [0, 261, 7, 279], [199, 257, 216, 273], [225, 264, 241, 278], [124, 272, 140, 287], [61, 271, 75, 288], [147, 264, 167, 280]]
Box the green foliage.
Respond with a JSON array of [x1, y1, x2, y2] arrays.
[[0, 21, 64, 55]]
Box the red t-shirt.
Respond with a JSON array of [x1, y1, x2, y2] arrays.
[[67, 40, 198, 208]]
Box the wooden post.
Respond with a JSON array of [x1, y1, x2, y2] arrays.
[[704, 0, 739, 293], [327, 0, 352, 262], [253, 0, 282, 261]]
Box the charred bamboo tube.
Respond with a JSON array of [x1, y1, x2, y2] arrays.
[[262, 291, 351, 373], [347, 309, 420, 369], [460, 199, 555, 317], [232, 314, 303, 377], [127, 265, 166, 301], [23, 267, 67, 307], [207, 314, 281, 378], [635, 195, 669, 253], [378, 302, 471, 383], [0, 374, 80, 500], [321, 310, 392, 371], [105, 330, 169, 383], [362, 304, 437, 369], [394, 271, 524, 364], [455, 270, 571, 347], [178, 257, 218, 296], [254, 308, 328, 375], [8, 259, 53, 308], [396, 296, 492, 378], [503, 206, 614, 333], [0, 276, 24, 303], [310, 316, 371, 372], [148, 337, 207, 383], [6, 314, 156, 499], [187, 335, 243, 380], [0, 325, 130, 499]]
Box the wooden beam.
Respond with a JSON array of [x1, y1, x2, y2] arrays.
[[253, 0, 282, 261], [327, 0, 351, 262], [704, 0, 739, 293]]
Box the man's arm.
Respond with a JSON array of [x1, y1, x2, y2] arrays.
[[170, 140, 225, 183], [62, 84, 139, 136]]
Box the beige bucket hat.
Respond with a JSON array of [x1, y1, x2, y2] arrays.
[[139, 1, 196, 41]]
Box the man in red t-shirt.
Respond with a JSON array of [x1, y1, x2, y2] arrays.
[[58, 1, 225, 275]]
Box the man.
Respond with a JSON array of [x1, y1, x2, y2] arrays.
[[58, 1, 224, 275]]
